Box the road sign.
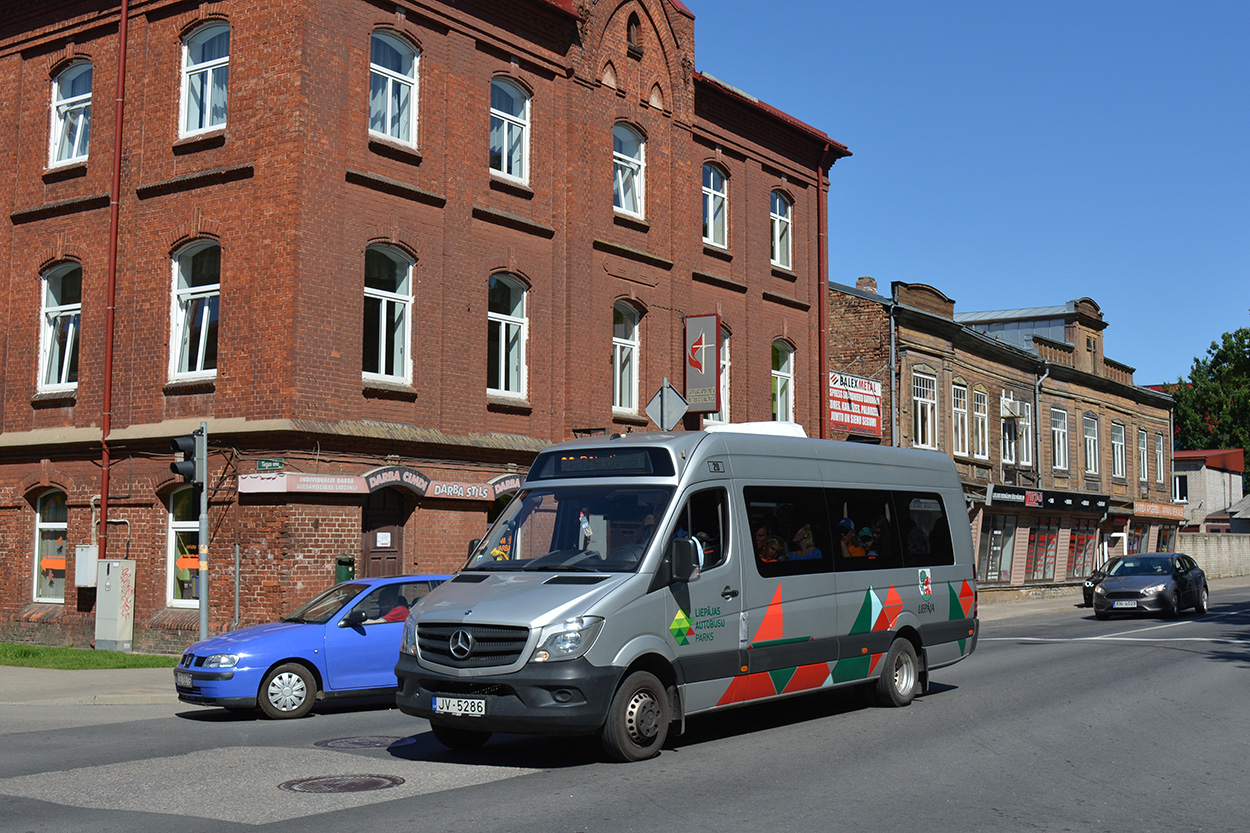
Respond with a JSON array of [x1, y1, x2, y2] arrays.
[[646, 378, 689, 431], [257, 458, 285, 471]]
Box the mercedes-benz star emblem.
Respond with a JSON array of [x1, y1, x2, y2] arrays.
[[449, 629, 474, 659]]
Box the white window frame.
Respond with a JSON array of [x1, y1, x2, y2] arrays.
[[1173, 473, 1188, 503], [489, 78, 529, 182], [181, 22, 230, 137], [1051, 408, 1069, 471], [770, 190, 792, 269], [612, 124, 645, 218], [612, 302, 640, 412], [1155, 434, 1165, 484], [951, 384, 969, 456], [50, 62, 92, 166], [170, 241, 220, 381], [1001, 410, 1017, 465], [39, 264, 82, 393], [704, 329, 730, 424], [1019, 401, 1033, 466], [369, 31, 418, 146], [166, 487, 200, 609], [1083, 414, 1099, 475], [33, 490, 68, 604], [1111, 422, 1126, 478], [1138, 429, 1149, 483], [973, 389, 989, 459], [771, 341, 795, 422], [362, 246, 413, 384], [487, 273, 528, 398], [913, 372, 937, 449], [702, 164, 727, 248]]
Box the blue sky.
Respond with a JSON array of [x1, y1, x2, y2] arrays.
[[691, 0, 1249, 384]]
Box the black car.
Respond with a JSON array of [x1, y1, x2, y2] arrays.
[[1082, 556, 1123, 607], [1092, 552, 1208, 620]]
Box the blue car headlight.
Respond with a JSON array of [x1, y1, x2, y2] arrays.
[[203, 654, 240, 668], [530, 616, 604, 663]]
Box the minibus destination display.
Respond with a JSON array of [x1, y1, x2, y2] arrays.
[[530, 448, 675, 479]]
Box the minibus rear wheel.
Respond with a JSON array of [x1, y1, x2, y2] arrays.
[[601, 670, 670, 762], [875, 638, 919, 707]]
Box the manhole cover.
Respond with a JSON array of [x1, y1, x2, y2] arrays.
[[314, 736, 416, 749], [278, 774, 405, 794]]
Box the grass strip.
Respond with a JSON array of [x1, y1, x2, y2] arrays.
[[0, 642, 178, 670]]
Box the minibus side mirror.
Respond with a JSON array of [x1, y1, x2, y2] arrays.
[[467, 538, 482, 556], [670, 537, 702, 583]]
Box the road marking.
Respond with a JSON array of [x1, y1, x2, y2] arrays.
[[982, 609, 1250, 644]]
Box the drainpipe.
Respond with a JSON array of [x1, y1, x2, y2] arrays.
[[1034, 364, 1050, 484], [99, 0, 131, 561], [816, 143, 831, 439], [888, 293, 898, 447]]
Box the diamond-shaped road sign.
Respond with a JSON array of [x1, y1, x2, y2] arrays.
[[646, 378, 689, 431]]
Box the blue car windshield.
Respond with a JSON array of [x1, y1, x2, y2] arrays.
[[283, 583, 367, 624], [1108, 556, 1171, 577], [465, 485, 673, 574]]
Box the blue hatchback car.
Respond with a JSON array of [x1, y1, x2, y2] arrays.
[[174, 574, 448, 718]]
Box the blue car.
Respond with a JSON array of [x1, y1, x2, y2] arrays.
[[174, 574, 449, 718]]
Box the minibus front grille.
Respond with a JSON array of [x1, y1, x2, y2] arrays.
[[423, 679, 514, 698], [418, 622, 530, 667]]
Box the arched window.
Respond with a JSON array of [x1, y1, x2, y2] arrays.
[[702, 164, 727, 248], [487, 274, 528, 397], [490, 78, 530, 182], [170, 240, 220, 379], [182, 22, 230, 136], [612, 124, 645, 218], [40, 263, 82, 391], [613, 302, 640, 412], [627, 13, 641, 50], [167, 487, 200, 607], [771, 341, 794, 422], [770, 191, 792, 269], [370, 31, 419, 145], [34, 490, 68, 603], [51, 62, 92, 165], [363, 246, 413, 382]]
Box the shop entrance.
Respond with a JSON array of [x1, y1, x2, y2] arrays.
[[361, 488, 405, 577]]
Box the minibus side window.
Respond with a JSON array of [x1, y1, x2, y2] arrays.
[[745, 485, 834, 577], [670, 488, 729, 570], [828, 487, 901, 571], [897, 492, 955, 567]]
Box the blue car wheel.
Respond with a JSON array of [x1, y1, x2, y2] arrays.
[[260, 663, 316, 719]]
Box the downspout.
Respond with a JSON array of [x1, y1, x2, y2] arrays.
[[1034, 364, 1050, 483], [816, 143, 831, 439], [99, 0, 131, 561], [888, 292, 898, 447]]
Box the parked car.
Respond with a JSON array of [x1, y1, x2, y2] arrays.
[[1082, 556, 1124, 607], [1092, 553, 1207, 620], [174, 574, 449, 718]]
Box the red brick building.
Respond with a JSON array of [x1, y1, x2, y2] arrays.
[[0, 0, 848, 650], [828, 278, 1181, 592]]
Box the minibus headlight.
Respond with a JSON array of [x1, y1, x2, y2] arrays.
[[530, 616, 604, 663], [401, 613, 418, 656]]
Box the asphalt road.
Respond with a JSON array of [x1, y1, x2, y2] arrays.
[[2, 583, 1249, 833]]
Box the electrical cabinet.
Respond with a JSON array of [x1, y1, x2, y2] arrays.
[[95, 560, 136, 652]]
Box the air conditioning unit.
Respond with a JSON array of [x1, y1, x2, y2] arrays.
[[1001, 399, 1025, 418]]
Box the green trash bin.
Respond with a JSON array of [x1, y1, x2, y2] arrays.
[[335, 555, 355, 583]]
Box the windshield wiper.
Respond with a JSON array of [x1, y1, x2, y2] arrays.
[[522, 563, 600, 572]]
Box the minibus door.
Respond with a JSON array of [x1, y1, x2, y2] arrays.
[[664, 486, 746, 713]]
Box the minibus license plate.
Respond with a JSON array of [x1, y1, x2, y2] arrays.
[[1113, 600, 1138, 609], [175, 672, 193, 688], [433, 696, 486, 717]]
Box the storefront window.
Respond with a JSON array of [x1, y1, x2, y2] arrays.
[[1156, 526, 1176, 552], [1126, 524, 1146, 555], [1067, 519, 1099, 578], [978, 513, 1016, 583], [1025, 517, 1060, 581]]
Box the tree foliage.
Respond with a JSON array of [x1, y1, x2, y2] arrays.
[[1168, 326, 1250, 454]]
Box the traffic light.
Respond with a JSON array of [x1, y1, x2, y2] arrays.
[[170, 427, 207, 487]]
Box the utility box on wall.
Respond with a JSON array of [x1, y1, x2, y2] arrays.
[[95, 560, 136, 652], [75, 545, 99, 587]]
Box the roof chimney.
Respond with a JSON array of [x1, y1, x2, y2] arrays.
[[855, 276, 878, 294]]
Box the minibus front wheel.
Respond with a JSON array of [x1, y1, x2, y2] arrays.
[[875, 638, 919, 707], [601, 670, 670, 762]]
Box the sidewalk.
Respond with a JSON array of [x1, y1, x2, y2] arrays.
[[3, 575, 1247, 706]]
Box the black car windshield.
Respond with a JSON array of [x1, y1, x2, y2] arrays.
[[465, 486, 673, 573], [283, 583, 367, 624], [1108, 556, 1172, 577]]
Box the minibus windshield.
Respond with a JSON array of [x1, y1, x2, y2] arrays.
[[465, 486, 673, 573]]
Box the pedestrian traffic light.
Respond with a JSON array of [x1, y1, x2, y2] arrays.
[[170, 427, 207, 487]]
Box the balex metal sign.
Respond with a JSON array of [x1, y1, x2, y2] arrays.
[[987, 485, 1108, 514]]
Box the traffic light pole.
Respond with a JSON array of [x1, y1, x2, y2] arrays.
[[196, 422, 208, 640]]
